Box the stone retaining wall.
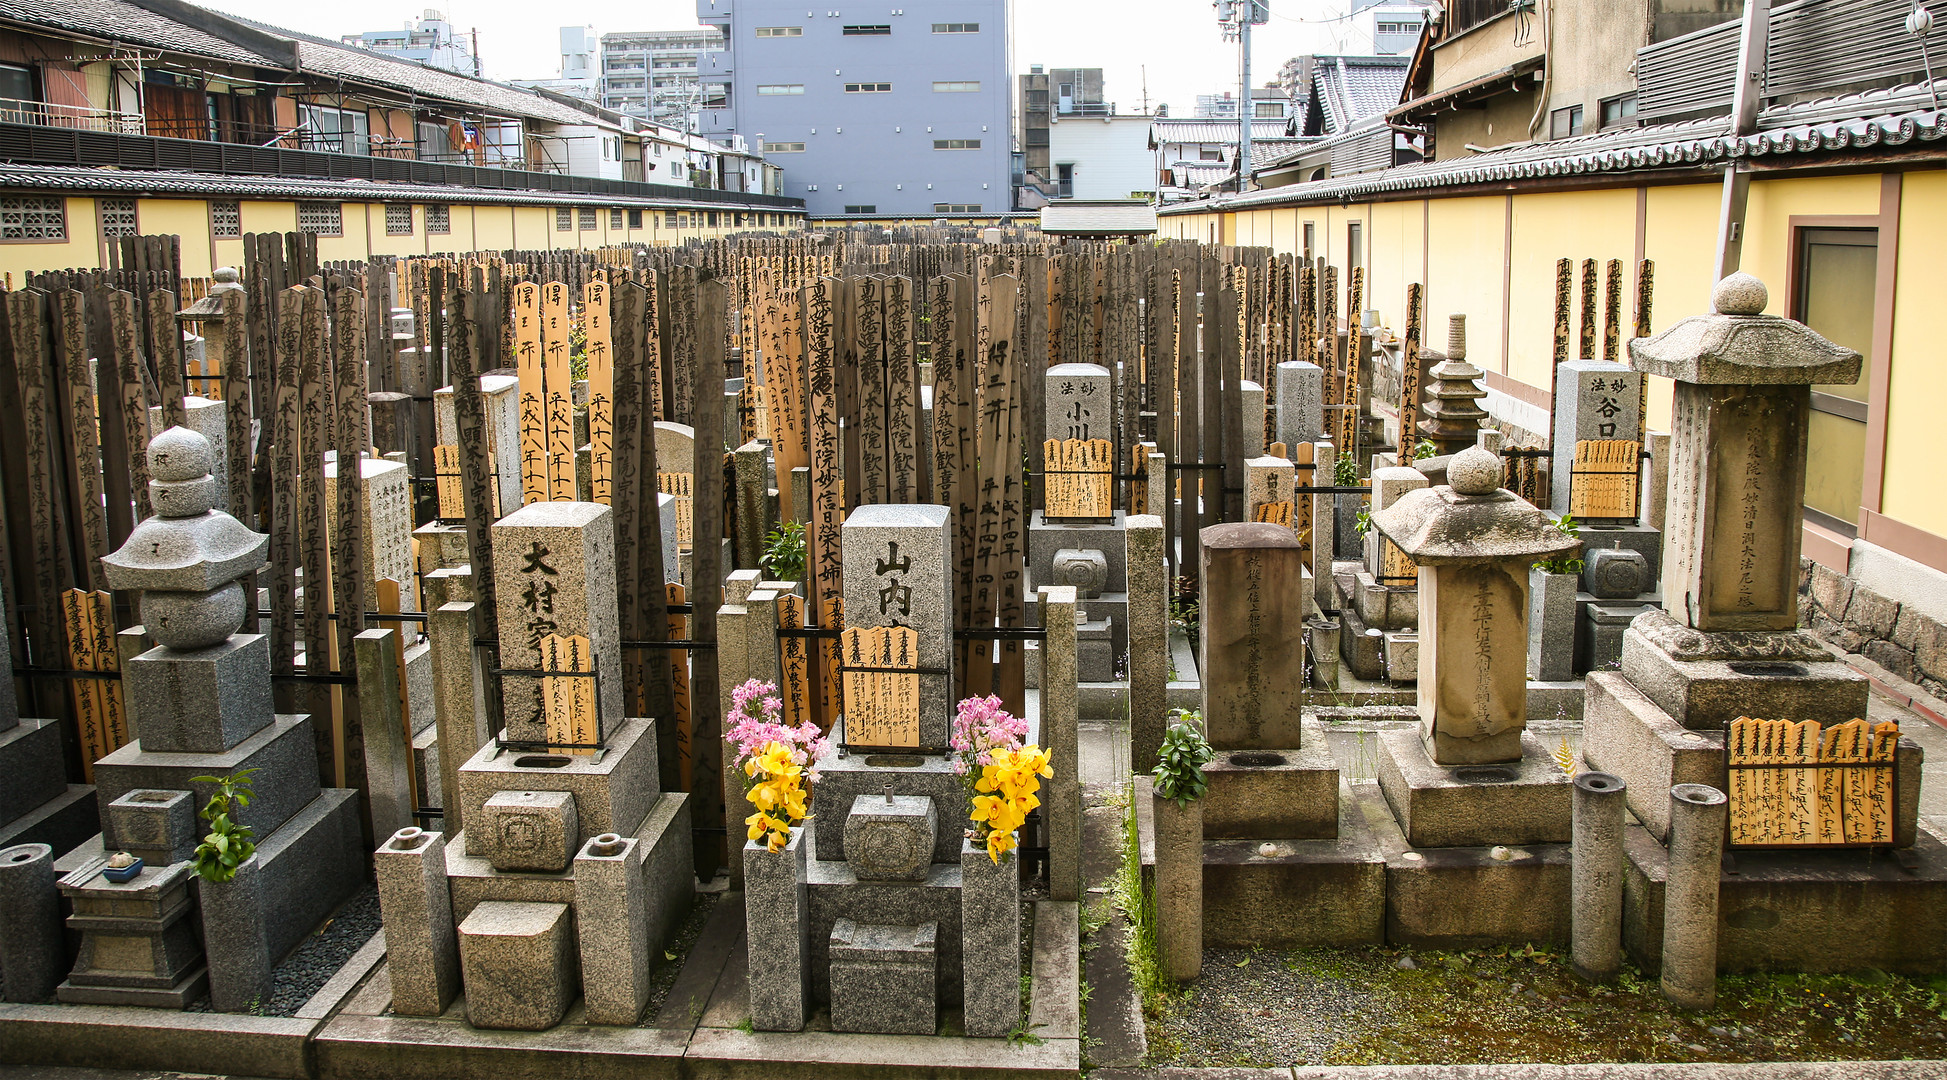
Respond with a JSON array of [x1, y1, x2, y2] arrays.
[[1800, 558, 1947, 701]]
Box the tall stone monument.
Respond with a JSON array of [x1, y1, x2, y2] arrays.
[[1031, 363, 1128, 672], [64, 427, 363, 1007], [1546, 355, 1662, 672], [1361, 442, 1583, 948], [1583, 274, 1947, 974], [1194, 523, 1384, 950]]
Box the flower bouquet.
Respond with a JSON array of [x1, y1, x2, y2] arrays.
[[951, 694, 1053, 863], [725, 678, 829, 852]]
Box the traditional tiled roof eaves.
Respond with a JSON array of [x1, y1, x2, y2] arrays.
[[0, 162, 791, 210], [1167, 82, 1947, 215]]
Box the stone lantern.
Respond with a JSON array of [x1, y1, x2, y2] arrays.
[[1627, 272, 1860, 633], [1371, 444, 1579, 766], [100, 426, 267, 651]]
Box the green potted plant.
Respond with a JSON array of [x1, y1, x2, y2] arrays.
[[1150, 712, 1214, 983], [760, 520, 807, 583]]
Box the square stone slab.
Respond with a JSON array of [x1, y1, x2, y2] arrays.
[[458, 900, 578, 1031], [1620, 622, 1869, 732], [828, 918, 938, 1035], [1375, 728, 1572, 848]]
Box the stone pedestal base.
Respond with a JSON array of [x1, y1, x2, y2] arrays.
[[1352, 785, 1573, 950], [443, 792, 692, 933], [1375, 729, 1572, 848], [1028, 512, 1128, 591], [805, 829, 964, 1009], [1574, 522, 1662, 591], [1577, 599, 1656, 674], [1201, 716, 1339, 840], [56, 860, 207, 1008], [1582, 671, 1921, 846], [809, 748, 964, 865], [1200, 781, 1385, 948], [1078, 617, 1114, 684], [456, 717, 661, 859], [1621, 823, 1947, 975], [94, 714, 325, 849], [0, 717, 72, 826], [458, 900, 578, 1030], [1619, 613, 1869, 731], [1337, 604, 1387, 682], [0, 783, 96, 859], [1350, 568, 1417, 631]]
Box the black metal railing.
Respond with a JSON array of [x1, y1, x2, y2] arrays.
[[0, 121, 806, 210]]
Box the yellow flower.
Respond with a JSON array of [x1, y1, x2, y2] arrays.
[[743, 739, 810, 852], [968, 742, 1054, 863]]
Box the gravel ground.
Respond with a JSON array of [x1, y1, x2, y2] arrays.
[[1147, 946, 1387, 1066], [1148, 944, 1947, 1067], [638, 889, 720, 1023], [185, 883, 382, 1017]]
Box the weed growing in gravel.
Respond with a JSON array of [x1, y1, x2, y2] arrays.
[[1146, 941, 1947, 1067]]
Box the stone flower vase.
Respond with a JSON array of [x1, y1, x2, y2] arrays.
[[743, 825, 809, 1032], [199, 853, 272, 1013], [1150, 793, 1203, 983], [1528, 567, 1578, 682], [960, 835, 1021, 1037]]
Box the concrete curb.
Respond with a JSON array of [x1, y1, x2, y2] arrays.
[[0, 1001, 319, 1079]]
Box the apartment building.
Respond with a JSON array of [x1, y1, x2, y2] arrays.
[[694, 0, 1011, 218], [600, 29, 724, 128]]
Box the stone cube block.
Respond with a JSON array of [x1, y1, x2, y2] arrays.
[[828, 919, 938, 1035], [122, 635, 274, 754], [843, 794, 937, 882], [104, 789, 198, 867], [458, 900, 577, 1030], [482, 791, 578, 873], [1384, 631, 1418, 683]]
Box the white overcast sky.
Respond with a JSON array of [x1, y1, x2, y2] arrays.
[[196, 0, 1374, 117]]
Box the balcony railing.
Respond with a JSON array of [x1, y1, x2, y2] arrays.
[[0, 97, 143, 135], [1450, 0, 1534, 37]]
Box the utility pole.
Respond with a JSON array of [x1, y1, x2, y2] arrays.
[[1218, 0, 1269, 193], [1714, 0, 1769, 280]]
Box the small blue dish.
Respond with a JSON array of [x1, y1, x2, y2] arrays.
[[101, 857, 144, 883]]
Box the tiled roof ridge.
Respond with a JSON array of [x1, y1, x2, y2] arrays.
[[1168, 79, 1947, 214]]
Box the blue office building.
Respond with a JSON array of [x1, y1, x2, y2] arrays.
[[695, 0, 1012, 218]]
